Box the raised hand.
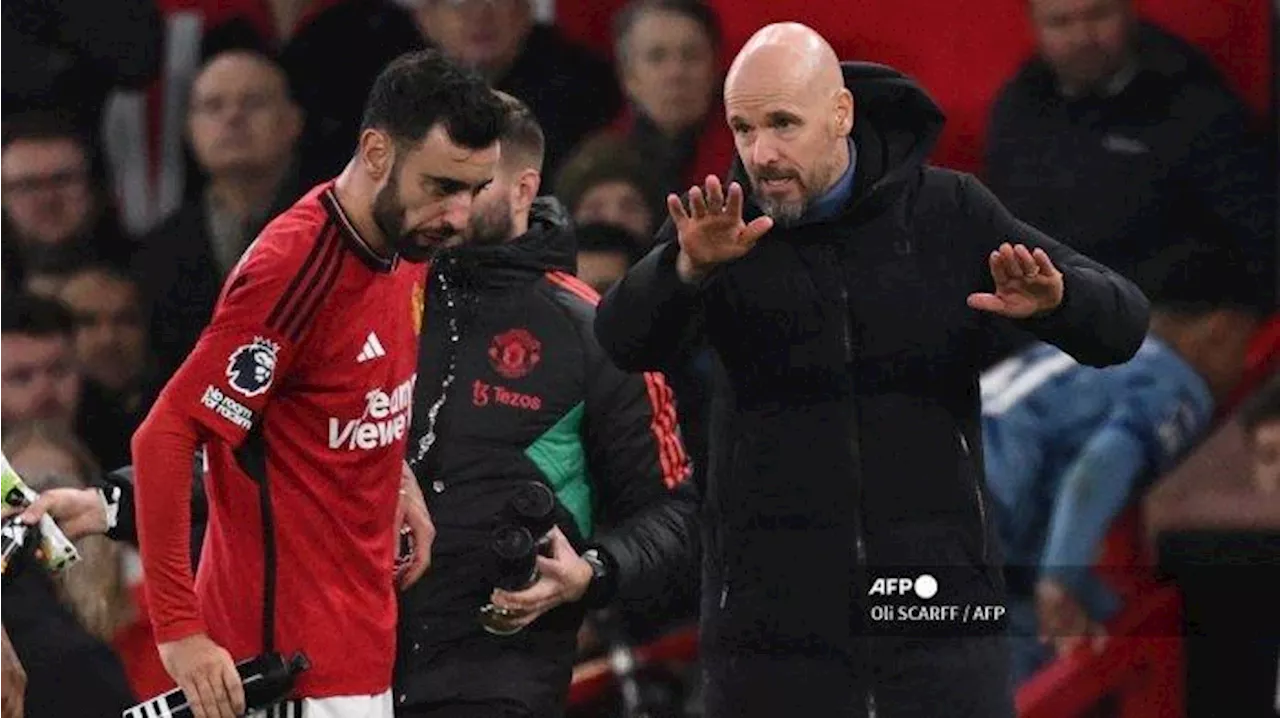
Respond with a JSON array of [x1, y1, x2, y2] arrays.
[[671, 175, 774, 284], [967, 242, 1065, 319]]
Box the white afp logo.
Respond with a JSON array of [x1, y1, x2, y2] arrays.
[[868, 574, 939, 600]]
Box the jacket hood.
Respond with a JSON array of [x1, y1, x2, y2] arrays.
[[731, 61, 946, 218], [445, 197, 577, 288]]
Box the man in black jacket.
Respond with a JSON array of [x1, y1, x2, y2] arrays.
[[595, 23, 1150, 718], [395, 93, 697, 717], [985, 1, 1275, 309]]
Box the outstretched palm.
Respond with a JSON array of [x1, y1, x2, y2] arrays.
[[967, 242, 1064, 319], [671, 175, 774, 282]]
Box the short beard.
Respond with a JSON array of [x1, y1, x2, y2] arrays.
[[753, 195, 806, 226], [466, 196, 515, 247], [372, 163, 450, 263]]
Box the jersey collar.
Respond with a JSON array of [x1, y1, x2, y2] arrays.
[[321, 187, 397, 274]]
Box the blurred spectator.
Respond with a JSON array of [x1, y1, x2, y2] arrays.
[[2, 113, 132, 289], [985, 0, 1276, 312], [1, 0, 162, 138], [57, 265, 154, 471], [555, 134, 662, 243], [607, 0, 735, 195], [0, 294, 82, 436], [105, 0, 422, 234], [133, 50, 304, 380], [0, 424, 138, 717], [412, 0, 622, 178], [575, 222, 644, 295], [200, 0, 422, 188], [981, 252, 1268, 684], [1240, 375, 1280, 495]]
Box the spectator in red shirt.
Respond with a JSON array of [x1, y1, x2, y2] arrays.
[[606, 0, 735, 196]]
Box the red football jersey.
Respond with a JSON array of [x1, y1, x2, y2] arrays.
[[139, 181, 424, 697]]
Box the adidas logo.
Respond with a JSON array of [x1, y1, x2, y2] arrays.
[[356, 332, 387, 363]]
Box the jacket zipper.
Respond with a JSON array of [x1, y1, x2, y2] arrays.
[[957, 427, 989, 564], [829, 247, 876, 716]]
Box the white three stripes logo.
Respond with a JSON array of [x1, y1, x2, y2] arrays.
[[356, 332, 387, 363]]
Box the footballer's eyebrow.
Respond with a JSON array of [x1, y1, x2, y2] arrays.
[[425, 174, 492, 195]]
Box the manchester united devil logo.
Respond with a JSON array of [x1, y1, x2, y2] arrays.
[[488, 328, 541, 380]]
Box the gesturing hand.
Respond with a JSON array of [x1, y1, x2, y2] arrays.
[[485, 527, 594, 633], [967, 243, 1064, 319], [157, 634, 245, 718], [671, 175, 774, 284]]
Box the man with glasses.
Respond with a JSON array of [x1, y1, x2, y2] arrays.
[[1, 113, 130, 287]]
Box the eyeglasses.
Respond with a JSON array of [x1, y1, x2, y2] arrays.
[[2, 167, 89, 198]]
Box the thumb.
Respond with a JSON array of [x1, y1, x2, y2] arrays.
[[742, 216, 774, 244], [547, 526, 574, 559], [966, 293, 1007, 314]]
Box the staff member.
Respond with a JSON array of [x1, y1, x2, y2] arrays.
[[399, 93, 696, 717], [594, 22, 1149, 718]]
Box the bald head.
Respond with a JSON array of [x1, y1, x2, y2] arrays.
[[726, 23, 845, 102], [723, 23, 852, 224]]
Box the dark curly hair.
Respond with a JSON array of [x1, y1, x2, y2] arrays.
[[361, 49, 507, 151]]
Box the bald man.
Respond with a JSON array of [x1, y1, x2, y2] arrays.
[[595, 23, 1150, 718]]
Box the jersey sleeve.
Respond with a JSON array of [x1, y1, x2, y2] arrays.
[[158, 234, 330, 447]]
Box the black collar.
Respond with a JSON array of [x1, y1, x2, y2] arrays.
[[320, 187, 397, 274]]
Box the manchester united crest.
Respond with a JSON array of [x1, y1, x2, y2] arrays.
[[488, 328, 541, 379], [411, 281, 425, 336]]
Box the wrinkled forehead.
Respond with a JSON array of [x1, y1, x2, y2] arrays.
[[724, 53, 822, 121], [401, 125, 501, 185]]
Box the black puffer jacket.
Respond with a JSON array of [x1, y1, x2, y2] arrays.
[[396, 199, 697, 716], [595, 63, 1149, 718]]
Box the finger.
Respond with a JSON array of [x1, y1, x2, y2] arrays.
[[1032, 247, 1059, 277], [1013, 244, 1039, 276], [689, 186, 709, 219], [987, 251, 1009, 287], [666, 193, 689, 225], [725, 181, 746, 221], [704, 175, 725, 212], [195, 670, 233, 718], [494, 578, 558, 610], [185, 675, 215, 718], [999, 243, 1024, 279], [16, 495, 53, 524], [221, 657, 246, 717], [545, 526, 572, 558], [741, 215, 774, 246], [966, 293, 1007, 314], [213, 672, 238, 718], [403, 523, 432, 587]]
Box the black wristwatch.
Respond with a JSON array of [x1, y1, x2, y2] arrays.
[[581, 548, 615, 608]]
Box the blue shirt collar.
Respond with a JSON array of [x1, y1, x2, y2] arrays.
[[798, 138, 857, 224]]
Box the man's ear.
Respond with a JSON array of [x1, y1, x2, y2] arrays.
[[513, 168, 542, 214], [834, 88, 855, 136], [359, 129, 393, 180]]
